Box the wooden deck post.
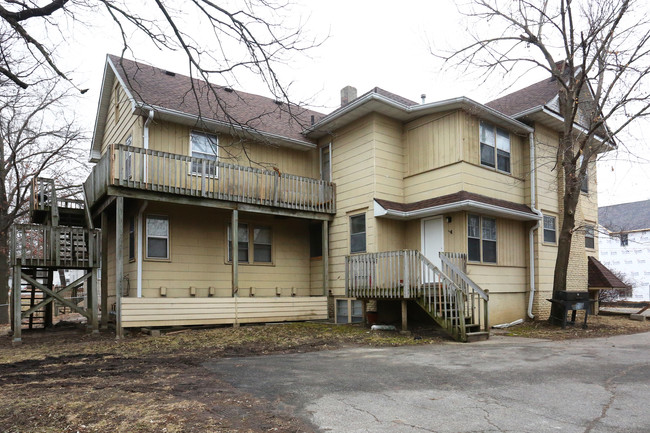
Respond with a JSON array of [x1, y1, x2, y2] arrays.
[[115, 196, 124, 339], [89, 267, 99, 334], [231, 209, 238, 297], [322, 220, 329, 296], [100, 211, 109, 329], [12, 265, 22, 343], [401, 299, 408, 332], [44, 269, 54, 328]]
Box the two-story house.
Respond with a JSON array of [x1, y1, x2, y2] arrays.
[[80, 55, 614, 341]]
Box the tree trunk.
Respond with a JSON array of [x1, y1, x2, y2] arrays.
[[0, 226, 9, 324]]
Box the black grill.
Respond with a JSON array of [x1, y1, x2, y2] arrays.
[[548, 291, 594, 328]]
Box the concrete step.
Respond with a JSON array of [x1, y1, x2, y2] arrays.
[[466, 331, 490, 343]]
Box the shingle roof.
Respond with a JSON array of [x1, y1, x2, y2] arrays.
[[108, 54, 323, 145], [599, 199, 650, 232], [485, 75, 559, 116], [588, 256, 629, 288], [366, 87, 419, 107], [375, 191, 537, 216]]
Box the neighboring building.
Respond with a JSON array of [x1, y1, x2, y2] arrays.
[[598, 200, 650, 301], [46, 55, 620, 341]]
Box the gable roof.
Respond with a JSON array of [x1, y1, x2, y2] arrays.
[[588, 256, 628, 288], [90, 55, 323, 160], [486, 76, 559, 117], [599, 200, 650, 232]]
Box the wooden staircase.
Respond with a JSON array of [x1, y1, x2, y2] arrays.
[[345, 250, 489, 342], [10, 177, 101, 342]]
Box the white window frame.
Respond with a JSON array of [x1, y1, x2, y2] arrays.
[[543, 215, 557, 244], [190, 131, 219, 177], [320, 142, 332, 182], [349, 213, 366, 254], [480, 121, 511, 173], [468, 214, 497, 263], [146, 215, 170, 260], [585, 225, 595, 249], [227, 223, 273, 264]]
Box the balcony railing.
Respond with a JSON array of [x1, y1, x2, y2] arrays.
[[11, 224, 101, 268], [30, 178, 84, 213], [84, 144, 336, 214]]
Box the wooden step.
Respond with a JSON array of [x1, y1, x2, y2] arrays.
[[466, 331, 490, 343]]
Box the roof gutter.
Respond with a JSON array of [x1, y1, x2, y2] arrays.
[[513, 105, 607, 145], [374, 199, 541, 222], [140, 103, 316, 150], [306, 93, 534, 136]]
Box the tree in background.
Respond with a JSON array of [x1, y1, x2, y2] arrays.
[[0, 41, 85, 322], [441, 0, 650, 324]]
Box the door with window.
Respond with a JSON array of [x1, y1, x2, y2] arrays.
[[422, 216, 444, 270]]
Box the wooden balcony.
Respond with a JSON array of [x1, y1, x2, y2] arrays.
[[11, 224, 101, 269], [84, 144, 336, 215]]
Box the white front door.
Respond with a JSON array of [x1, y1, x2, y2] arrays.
[[422, 216, 444, 269]]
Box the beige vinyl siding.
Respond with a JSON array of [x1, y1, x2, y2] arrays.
[[147, 120, 318, 179], [374, 115, 404, 202], [327, 114, 377, 295], [443, 212, 467, 253], [121, 296, 328, 327], [403, 163, 465, 202], [404, 111, 460, 176], [376, 219, 406, 252], [129, 202, 313, 298], [102, 77, 143, 154]]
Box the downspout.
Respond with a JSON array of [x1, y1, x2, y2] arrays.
[[528, 132, 544, 318], [136, 201, 148, 298], [137, 110, 154, 297]]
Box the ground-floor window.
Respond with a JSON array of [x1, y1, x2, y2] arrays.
[[468, 214, 497, 263], [146, 215, 169, 259], [228, 223, 272, 264], [350, 213, 366, 254], [336, 299, 363, 324]]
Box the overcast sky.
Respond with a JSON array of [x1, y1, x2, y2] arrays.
[[57, 0, 650, 207]]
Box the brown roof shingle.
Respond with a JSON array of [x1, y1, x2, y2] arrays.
[[485, 75, 559, 116], [588, 256, 628, 288], [108, 55, 323, 145], [375, 191, 537, 216]]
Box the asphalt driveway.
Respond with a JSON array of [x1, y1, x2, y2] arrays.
[[205, 332, 650, 432]]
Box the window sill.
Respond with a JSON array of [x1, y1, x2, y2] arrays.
[[226, 261, 275, 267], [542, 242, 557, 247], [467, 260, 498, 266], [145, 257, 171, 262], [477, 162, 515, 178]]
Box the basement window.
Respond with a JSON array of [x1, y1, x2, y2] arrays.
[[336, 299, 363, 324]]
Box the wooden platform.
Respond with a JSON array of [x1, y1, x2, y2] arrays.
[[120, 296, 328, 327]]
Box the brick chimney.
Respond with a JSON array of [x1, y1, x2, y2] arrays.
[[340, 86, 357, 107]]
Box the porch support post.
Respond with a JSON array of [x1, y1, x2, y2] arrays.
[[100, 211, 109, 329], [12, 265, 22, 344], [231, 209, 238, 297], [89, 267, 99, 334], [322, 220, 329, 296], [401, 299, 408, 332], [44, 269, 54, 328], [115, 196, 124, 339]]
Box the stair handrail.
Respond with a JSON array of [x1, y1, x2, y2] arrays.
[[439, 253, 488, 301]]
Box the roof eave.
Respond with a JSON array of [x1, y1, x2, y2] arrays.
[[306, 94, 533, 139], [140, 104, 316, 150], [374, 199, 541, 221]]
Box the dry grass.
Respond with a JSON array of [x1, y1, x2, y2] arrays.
[[501, 313, 650, 340]]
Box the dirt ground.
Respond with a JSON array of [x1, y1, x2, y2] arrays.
[[1, 314, 648, 433], [0, 322, 447, 433]]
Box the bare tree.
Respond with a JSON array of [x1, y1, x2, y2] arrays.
[[439, 0, 650, 324], [0, 70, 85, 323], [0, 1, 317, 101]]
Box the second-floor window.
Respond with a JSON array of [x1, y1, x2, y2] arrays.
[[468, 214, 497, 263], [190, 131, 218, 176], [578, 155, 589, 193], [321, 143, 331, 182], [480, 121, 510, 173], [585, 225, 595, 249], [543, 215, 557, 244]]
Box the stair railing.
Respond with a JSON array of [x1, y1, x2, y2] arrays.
[[345, 250, 469, 341], [439, 252, 489, 335]]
